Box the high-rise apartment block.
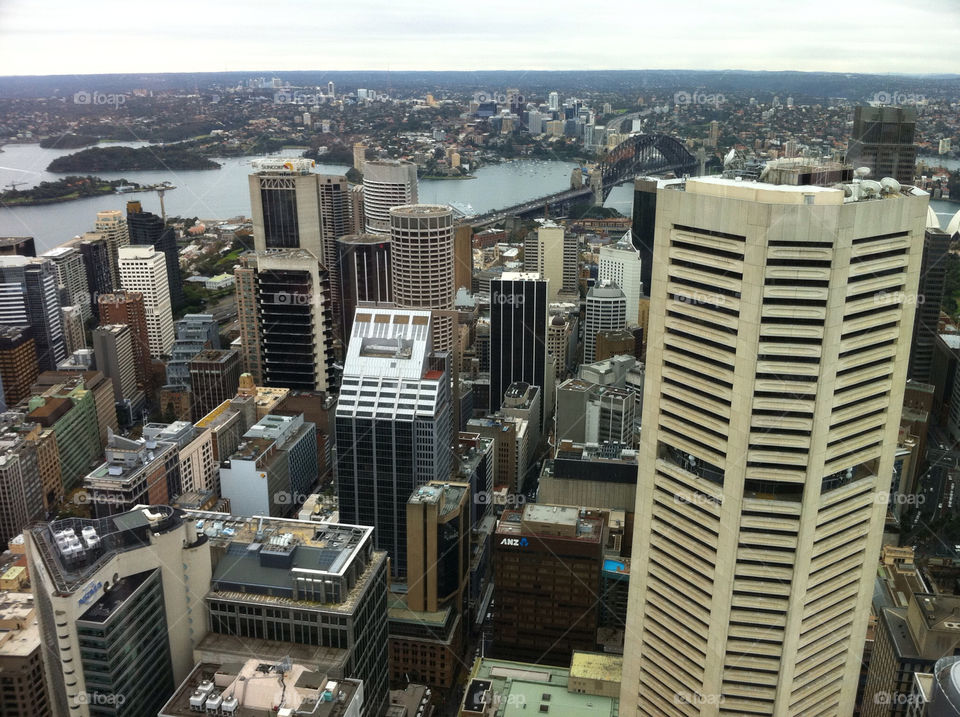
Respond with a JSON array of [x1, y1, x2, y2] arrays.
[[94, 209, 130, 287], [118, 245, 174, 358], [234, 251, 337, 391], [364, 160, 418, 234], [390, 204, 456, 352], [127, 200, 185, 309], [42, 245, 91, 322], [335, 308, 452, 578], [622, 167, 928, 715], [0, 256, 67, 371]]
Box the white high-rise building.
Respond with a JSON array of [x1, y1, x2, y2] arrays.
[[94, 209, 129, 288], [364, 160, 418, 234], [389, 204, 455, 352], [549, 91, 559, 111], [118, 246, 174, 358], [523, 221, 579, 303], [599, 230, 643, 324], [584, 281, 626, 364], [42, 245, 91, 322], [621, 168, 928, 716]]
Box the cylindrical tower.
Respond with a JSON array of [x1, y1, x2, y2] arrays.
[[363, 160, 418, 234], [389, 204, 454, 352]]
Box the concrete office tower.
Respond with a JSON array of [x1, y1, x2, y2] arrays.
[[94, 209, 129, 287], [337, 234, 392, 338], [27, 506, 212, 717], [0, 256, 66, 371], [92, 324, 142, 410], [523, 222, 579, 303], [127, 200, 185, 309], [847, 105, 918, 186], [389, 205, 456, 352], [364, 160, 419, 234], [621, 169, 928, 716], [60, 305, 85, 354], [909, 227, 951, 384], [0, 326, 38, 407], [0, 430, 45, 545], [188, 349, 241, 421], [335, 308, 452, 578], [584, 282, 626, 364], [42, 245, 91, 322], [599, 230, 644, 323], [317, 174, 354, 322], [118, 246, 174, 358], [76, 233, 112, 319], [98, 290, 151, 392], [234, 251, 337, 392], [490, 273, 548, 421]]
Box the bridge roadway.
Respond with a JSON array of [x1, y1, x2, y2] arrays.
[[467, 185, 593, 228]]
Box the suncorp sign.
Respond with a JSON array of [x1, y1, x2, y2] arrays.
[[78, 581, 103, 607]]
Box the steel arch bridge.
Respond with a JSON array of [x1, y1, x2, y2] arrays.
[[597, 133, 697, 200]]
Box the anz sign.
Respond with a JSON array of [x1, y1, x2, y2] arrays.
[[500, 537, 529, 548]]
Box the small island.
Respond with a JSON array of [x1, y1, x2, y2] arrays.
[[47, 145, 220, 172], [0, 176, 160, 207]]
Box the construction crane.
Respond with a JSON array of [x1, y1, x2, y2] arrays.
[[4, 181, 27, 192]]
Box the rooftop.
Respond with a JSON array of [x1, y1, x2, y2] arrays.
[[568, 652, 623, 684]]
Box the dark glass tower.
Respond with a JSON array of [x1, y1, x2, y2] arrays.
[[909, 227, 951, 384], [337, 234, 392, 338], [489, 273, 547, 419], [846, 105, 917, 186], [126, 201, 185, 309], [631, 177, 657, 298]]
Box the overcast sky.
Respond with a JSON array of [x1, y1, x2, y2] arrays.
[[1, 0, 958, 77]]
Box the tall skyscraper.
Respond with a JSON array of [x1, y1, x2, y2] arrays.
[[249, 158, 325, 255], [599, 230, 643, 323], [93, 209, 129, 287], [908, 227, 950, 384], [118, 246, 174, 358], [126, 200, 185, 309], [234, 251, 337, 392], [523, 222, 579, 303], [390, 204, 456, 352], [98, 290, 151, 393], [455, 224, 473, 292], [76, 233, 112, 320], [337, 234, 392, 337], [335, 308, 452, 578], [42, 245, 91, 322], [364, 160, 418, 234], [549, 91, 560, 112], [0, 256, 67, 371], [317, 173, 354, 324], [847, 105, 918, 186], [584, 282, 626, 364], [92, 324, 143, 416], [621, 169, 928, 715], [490, 273, 548, 419]]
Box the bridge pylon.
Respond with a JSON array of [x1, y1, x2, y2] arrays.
[[590, 171, 603, 206]]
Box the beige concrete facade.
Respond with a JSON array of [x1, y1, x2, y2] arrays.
[[620, 177, 928, 716]]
